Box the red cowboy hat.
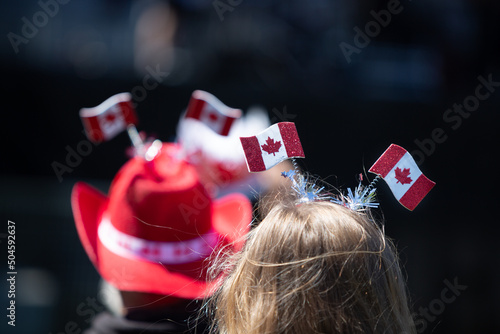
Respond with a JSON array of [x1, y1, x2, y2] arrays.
[[71, 143, 252, 299]]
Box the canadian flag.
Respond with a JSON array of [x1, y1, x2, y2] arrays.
[[369, 144, 435, 211], [80, 93, 138, 143], [240, 122, 304, 172], [185, 90, 242, 136]]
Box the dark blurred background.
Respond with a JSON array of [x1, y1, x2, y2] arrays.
[[1, 0, 499, 333]]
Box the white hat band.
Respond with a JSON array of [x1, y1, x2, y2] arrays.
[[98, 217, 219, 265]]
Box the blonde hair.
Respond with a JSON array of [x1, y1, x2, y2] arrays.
[[208, 195, 415, 334]]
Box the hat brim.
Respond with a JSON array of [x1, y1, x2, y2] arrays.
[[71, 181, 251, 299]]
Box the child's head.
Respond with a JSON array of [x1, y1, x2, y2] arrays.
[[209, 190, 415, 334]]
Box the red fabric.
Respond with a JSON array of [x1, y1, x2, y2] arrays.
[[278, 122, 305, 158], [185, 90, 241, 136], [399, 173, 436, 211], [369, 144, 407, 178], [239, 135, 266, 172], [80, 93, 138, 143]]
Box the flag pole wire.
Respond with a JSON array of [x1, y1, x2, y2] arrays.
[[127, 124, 144, 149], [127, 125, 163, 179], [127, 124, 162, 164], [366, 175, 381, 193], [291, 158, 300, 173]]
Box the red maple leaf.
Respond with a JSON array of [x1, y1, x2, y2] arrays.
[[261, 137, 282, 156], [105, 113, 116, 122], [394, 167, 412, 185], [207, 112, 218, 122]]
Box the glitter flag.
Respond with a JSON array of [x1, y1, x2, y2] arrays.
[[80, 93, 138, 143], [185, 90, 242, 136], [369, 144, 435, 211], [240, 122, 304, 172]]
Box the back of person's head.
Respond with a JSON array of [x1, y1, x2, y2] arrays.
[[71, 143, 253, 323], [209, 189, 415, 334]]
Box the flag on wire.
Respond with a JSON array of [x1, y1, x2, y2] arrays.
[[240, 122, 304, 172], [369, 144, 435, 211], [80, 93, 138, 143], [185, 90, 242, 136]]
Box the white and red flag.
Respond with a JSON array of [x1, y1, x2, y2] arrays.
[[369, 144, 435, 211], [80, 93, 138, 143], [240, 122, 304, 172], [185, 90, 242, 136]]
